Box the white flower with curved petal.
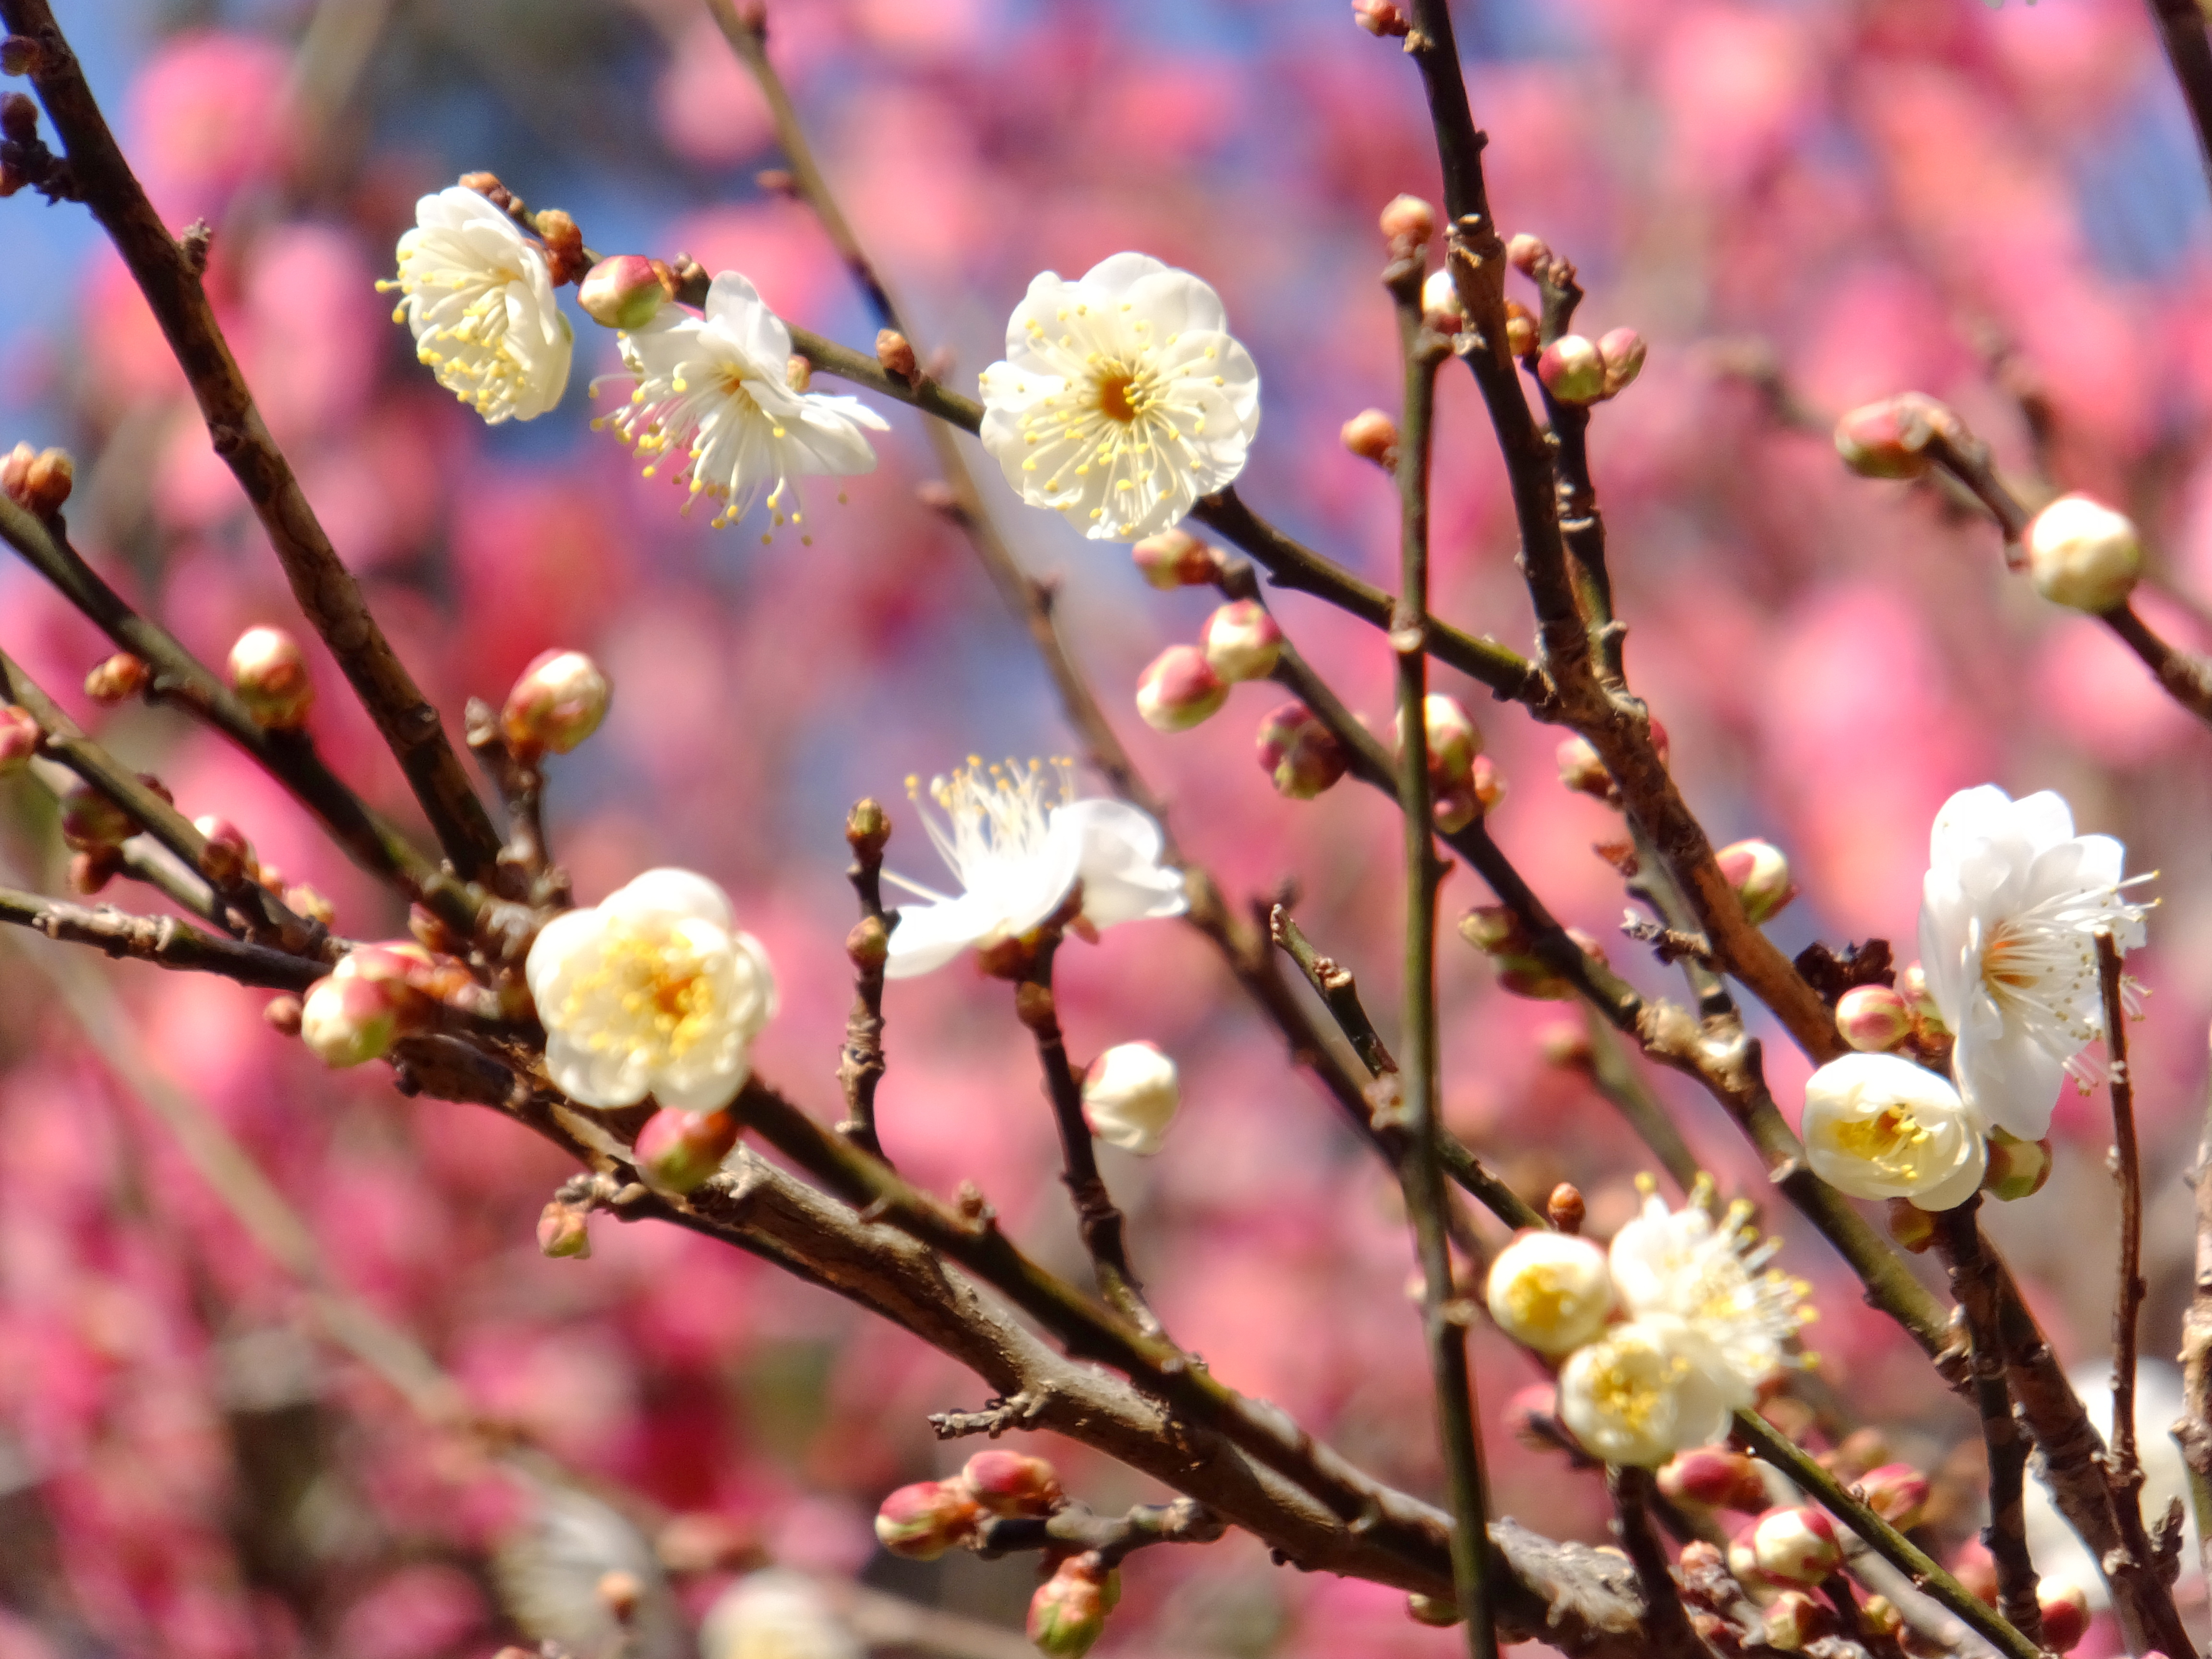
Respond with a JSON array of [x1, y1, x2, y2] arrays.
[[978, 252, 1261, 541], [1802, 1052, 1987, 1211], [1608, 1177, 1811, 1410], [383, 186, 573, 423], [1918, 784, 2151, 1138], [593, 272, 888, 539], [1557, 1317, 1733, 1468], [525, 868, 776, 1113], [882, 758, 1187, 978]]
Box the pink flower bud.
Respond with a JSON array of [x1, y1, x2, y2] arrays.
[[1506, 233, 1551, 276], [1131, 529, 1216, 589], [192, 815, 253, 887], [299, 973, 402, 1068], [1537, 335, 1607, 404], [2037, 1581, 2090, 1653], [1503, 300, 1537, 358], [874, 1479, 980, 1560], [1394, 692, 1483, 780], [1950, 1538, 1998, 1606], [1858, 1595, 1904, 1640], [1379, 193, 1435, 253], [1201, 600, 1282, 683], [1405, 1594, 1459, 1627], [1255, 701, 1347, 799], [1467, 753, 1505, 813], [59, 781, 132, 851], [1555, 734, 1612, 798], [264, 995, 303, 1035], [876, 328, 918, 383], [1597, 328, 1646, 397], [1762, 1589, 1827, 1652], [1340, 408, 1399, 469], [1886, 1196, 1938, 1253], [1716, 838, 1795, 925], [1857, 1463, 1929, 1530], [1504, 1382, 1562, 1450], [69, 847, 120, 894], [1027, 1555, 1114, 1657], [1657, 1448, 1769, 1513], [1, 444, 73, 515], [1727, 1519, 1774, 1591], [537, 1201, 591, 1259], [576, 254, 668, 330], [2025, 492, 2141, 614], [961, 1450, 1063, 1516], [1751, 1506, 1841, 1586], [83, 652, 148, 705], [1351, 0, 1409, 36], [1835, 985, 1911, 1052], [1459, 903, 1531, 957], [1981, 1129, 2053, 1202], [1832, 392, 1954, 480], [501, 649, 611, 757], [0, 703, 38, 773], [633, 1106, 741, 1195], [1136, 645, 1227, 733], [228, 625, 314, 731], [1421, 269, 1465, 329]]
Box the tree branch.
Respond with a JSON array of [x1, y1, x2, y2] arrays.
[[2098, 931, 2150, 1528], [0, 886, 321, 990]]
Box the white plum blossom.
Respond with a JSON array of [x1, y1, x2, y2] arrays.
[[1607, 1177, 1810, 1414], [977, 252, 1261, 541], [1557, 1319, 1732, 1469], [1081, 1041, 1181, 1154], [383, 186, 573, 423], [593, 272, 888, 539], [1918, 785, 2151, 1138], [700, 1571, 861, 1659], [525, 868, 776, 1114], [882, 757, 1186, 978], [1485, 1231, 1614, 1356], [1801, 1052, 1987, 1212]]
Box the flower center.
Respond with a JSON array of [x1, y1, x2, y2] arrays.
[[1587, 1340, 1682, 1434], [566, 927, 717, 1062], [1829, 1105, 1930, 1174], [1503, 1265, 1580, 1332], [1096, 371, 1142, 423]]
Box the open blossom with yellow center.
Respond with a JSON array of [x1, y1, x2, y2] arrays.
[[525, 869, 776, 1114], [382, 186, 572, 423], [977, 253, 1260, 541], [1485, 1232, 1613, 1356], [1802, 1052, 1987, 1211], [1557, 1318, 1731, 1469], [882, 758, 1186, 978], [1919, 784, 2152, 1138], [592, 272, 887, 540]]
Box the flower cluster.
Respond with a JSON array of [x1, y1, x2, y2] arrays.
[[1487, 1179, 1812, 1467]]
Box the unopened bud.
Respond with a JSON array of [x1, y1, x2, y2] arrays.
[[576, 254, 668, 330], [1716, 838, 1795, 925], [1857, 1463, 1929, 1530], [59, 781, 132, 851], [1826, 1428, 1890, 1480], [1858, 1595, 1905, 1641], [0, 702, 38, 772], [501, 649, 611, 757], [0, 36, 41, 76], [68, 846, 120, 894], [537, 1201, 591, 1259], [228, 625, 314, 730], [1836, 984, 1912, 1052], [1546, 1181, 1585, 1234], [845, 796, 891, 858], [1899, 961, 1941, 1025], [1555, 734, 1611, 798], [9, 445, 72, 515], [192, 815, 252, 886], [1459, 903, 1529, 957], [1659, 1448, 1769, 1513], [1833, 392, 1954, 481], [1028, 1555, 1113, 1658], [1255, 701, 1346, 800], [1502, 299, 1537, 358], [287, 883, 335, 926], [874, 1479, 980, 1560], [1136, 645, 1227, 732], [1201, 600, 1281, 683], [1081, 1041, 1179, 1155], [299, 973, 402, 1068], [1537, 335, 1607, 405], [1420, 268, 1465, 329], [1762, 1590, 1827, 1652], [1485, 1230, 1612, 1354], [1467, 753, 1504, 814], [2037, 1581, 2090, 1654], [961, 1450, 1063, 1517], [83, 652, 148, 705], [1393, 693, 1483, 817], [633, 1105, 741, 1195], [1751, 1506, 1841, 1585], [1131, 528, 1216, 589], [2025, 492, 2141, 614], [1351, 0, 1410, 36], [1597, 328, 1646, 397], [1950, 1538, 1998, 1606], [876, 328, 917, 383], [530, 208, 582, 277], [1537, 1020, 1591, 1070], [1885, 1195, 1938, 1253], [1405, 1594, 1459, 1627], [262, 995, 303, 1037], [1340, 407, 1399, 469], [1379, 193, 1435, 254], [1981, 1128, 2054, 1202], [786, 354, 812, 393], [1506, 233, 1551, 276], [846, 914, 889, 971]]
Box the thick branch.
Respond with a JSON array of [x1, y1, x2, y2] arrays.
[[0, 886, 321, 990], [0, 0, 501, 880], [2099, 932, 2147, 1514]]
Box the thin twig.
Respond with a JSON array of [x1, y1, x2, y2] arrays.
[[1578, 1012, 1702, 1193], [2176, 1019, 2212, 1591], [835, 798, 894, 1162], [1384, 257, 1496, 1659], [1605, 1469, 1703, 1659], [974, 1497, 1226, 1564], [2098, 931, 2147, 1511], [0, 885, 321, 990], [0, 0, 502, 880]]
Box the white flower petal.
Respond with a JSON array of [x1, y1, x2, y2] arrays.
[[607, 867, 738, 931], [386, 186, 571, 425], [883, 895, 999, 979]]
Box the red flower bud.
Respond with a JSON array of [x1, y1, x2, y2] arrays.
[[0, 702, 36, 772], [1537, 335, 1607, 404], [228, 625, 314, 731], [1340, 407, 1399, 469], [1857, 1462, 1928, 1530], [1715, 838, 1796, 925], [1832, 392, 1956, 481], [2037, 1581, 2090, 1653], [1751, 1506, 1841, 1585], [960, 1450, 1062, 1517], [576, 254, 667, 330], [1379, 193, 1435, 254], [1130, 529, 1216, 589], [873, 1479, 979, 1560], [192, 815, 253, 887], [1597, 327, 1647, 396], [59, 781, 132, 851], [83, 652, 148, 705], [1200, 600, 1282, 683], [1835, 985, 1911, 1052], [502, 649, 611, 757], [1135, 645, 1227, 732], [1351, 0, 1410, 36], [1255, 701, 1346, 799], [1657, 1448, 1769, 1513], [537, 1201, 591, 1259], [1028, 1554, 1114, 1657], [633, 1106, 742, 1196]]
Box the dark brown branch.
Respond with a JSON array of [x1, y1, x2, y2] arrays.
[[0, 0, 502, 881], [2102, 601, 2212, 726], [974, 1498, 1226, 1564], [836, 799, 894, 1162], [1604, 1469, 1703, 1659], [2098, 932, 2149, 1522], [2146, 0, 2212, 203], [1577, 1012, 1702, 1194], [0, 886, 321, 989]]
